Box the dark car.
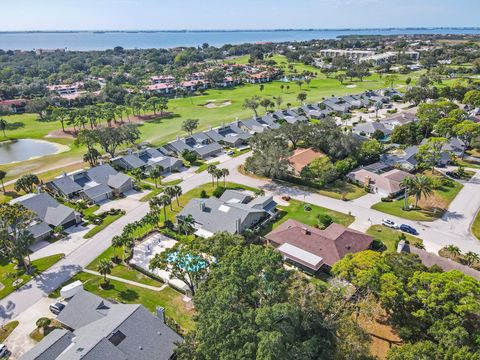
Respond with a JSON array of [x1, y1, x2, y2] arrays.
[[49, 302, 65, 315], [400, 224, 418, 235], [446, 171, 459, 179]]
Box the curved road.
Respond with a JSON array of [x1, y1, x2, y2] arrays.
[[1, 153, 479, 324]]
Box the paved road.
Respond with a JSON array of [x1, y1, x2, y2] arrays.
[[1, 152, 479, 324]]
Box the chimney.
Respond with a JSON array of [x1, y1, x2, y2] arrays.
[[302, 227, 310, 235], [36, 185, 42, 194], [156, 306, 165, 323], [235, 218, 241, 233], [199, 200, 205, 211], [397, 240, 406, 254]]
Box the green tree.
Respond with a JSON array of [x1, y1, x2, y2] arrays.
[[357, 139, 384, 165], [14, 174, 40, 193], [51, 107, 69, 132], [158, 97, 169, 116], [465, 251, 480, 267], [150, 165, 163, 188], [411, 175, 433, 208], [83, 148, 101, 167], [242, 96, 261, 117], [111, 235, 123, 261], [297, 91, 307, 104], [417, 137, 447, 173], [97, 258, 113, 286], [131, 168, 143, 186], [463, 90, 480, 107], [36, 317, 51, 334], [259, 98, 272, 113], [221, 168, 229, 187], [181, 119, 199, 135], [207, 164, 218, 185], [171, 185, 182, 207], [178, 214, 195, 235], [444, 244, 461, 258], [454, 121, 480, 157], [0, 170, 6, 192], [0, 118, 8, 137], [400, 176, 415, 210]]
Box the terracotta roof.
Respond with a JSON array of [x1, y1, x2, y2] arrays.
[[0, 99, 26, 106], [145, 83, 175, 91], [288, 148, 325, 174], [265, 219, 373, 269], [348, 168, 412, 194]]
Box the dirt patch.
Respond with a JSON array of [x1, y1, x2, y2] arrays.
[[358, 313, 402, 359], [204, 100, 231, 109]]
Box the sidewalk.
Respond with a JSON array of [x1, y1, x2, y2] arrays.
[[82, 269, 167, 292]]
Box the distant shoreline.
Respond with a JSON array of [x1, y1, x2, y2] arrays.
[[1, 27, 480, 34]]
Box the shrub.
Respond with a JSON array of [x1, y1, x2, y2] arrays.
[[381, 197, 393, 202], [441, 177, 455, 188], [318, 214, 333, 229], [200, 190, 208, 198], [212, 186, 226, 198]]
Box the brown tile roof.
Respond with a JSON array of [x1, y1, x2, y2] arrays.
[[347, 168, 412, 194], [288, 148, 325, 174], [265, 219, 373, 269]]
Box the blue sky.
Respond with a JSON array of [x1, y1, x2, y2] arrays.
[[1, 0, 478, 31]]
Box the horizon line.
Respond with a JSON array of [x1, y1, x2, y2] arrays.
[[1, 26, 480, 34]]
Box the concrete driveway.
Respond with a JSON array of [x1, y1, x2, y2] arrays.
[[4, 297, 57, 359]]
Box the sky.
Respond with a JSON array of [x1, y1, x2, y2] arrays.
[[0, 0, 479, 31]]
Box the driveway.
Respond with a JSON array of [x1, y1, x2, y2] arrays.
[[97, 189, 145, 213], [4, 297, 57, 359]]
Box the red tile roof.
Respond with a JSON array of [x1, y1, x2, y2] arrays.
[[288, 148, 325, 174], [265, 219, 373, 269]]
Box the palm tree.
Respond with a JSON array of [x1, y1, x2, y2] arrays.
[[0, 170, 6, 193], [171, 185, 182, 207], [131, 168, 143, 186], [150, 165, 163, 188], [97, 258, 113, 286], [111, 235, 123, 261], [164, 187, 176, 210], [179, 214, 195, 235], [36, 317, 51, 334], [214, 169, 223, 187], [158, 194, 171, 222], [221, 168, 229, 187], [465, 251, 480, 266], [445, 245, 461, 258], [0, 119, 7, 138], [207, 164, 218, 185], [400, 177, 415, 210], [412, 175, 434, 208]]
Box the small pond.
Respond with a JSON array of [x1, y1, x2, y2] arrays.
[[0, 139, 66, 165]]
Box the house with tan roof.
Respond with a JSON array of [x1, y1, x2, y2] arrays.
[[288, 148, 325, 174], [347, 167, 413, 197], [265, 219, 373, 273]]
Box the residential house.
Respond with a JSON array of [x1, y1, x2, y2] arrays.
[[112, 148, 183, 174], [0, 99, 27, 113], [21, 290, 182, 360], [288, 148, 325, 175], [352, 121, 392, 138], [347, 167, 413, 197], [47, 164, 133, 204], [419, 137, 465, 165], [177, 190, 277, 238], [381, 146, 419, 172], [299, 104, 329, 120], [381, 112, 418, 130], [272, 109, 308, 124], [204, 122, 252, 148], [150, 75, 176, 84], [246, 72, 271, 84], [11, 192, 80, 241], [321, 97, 351, 114], [144, 83, 175, 95], [46, 83, 82, 96], [166, 133, 224, 159], [265, 219, 373, 273]]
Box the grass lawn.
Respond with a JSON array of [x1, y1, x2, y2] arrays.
[[472, 210, 480, 241], [372, 174, 463, 221], [0, 254, 64, 300], [29, 320, 62, 342], [61, 272, 195, 333], [261, 199, 354, 235], [0, 55, 424, 183], [367, 225, 423, 252], [456, 158, 480, 169], [0, 321, 19, 342], [84, 213, 124, 238], [230, 148, 251, 158], [318, 180, 368, 200], [195, 161, 219, 174], [86, 246, 162, 287]]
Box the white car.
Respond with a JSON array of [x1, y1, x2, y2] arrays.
[[0, 344, 8, 357], [382, 219, 399, 229]]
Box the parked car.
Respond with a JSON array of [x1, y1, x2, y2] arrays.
[[281, 195, 291, 201], [49, 302, 66, 315], [446, 171, 460, 179], [400, 224, 418, 235], [226, 150, 234, 155], [0, 344, 8, 357], [382, 219, 399, 229]]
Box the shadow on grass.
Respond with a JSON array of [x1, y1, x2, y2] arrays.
[[119, 289, 139, 302], [5, 122, 25, 130]]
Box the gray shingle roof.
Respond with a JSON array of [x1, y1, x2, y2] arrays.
[[50, 176, 83, 196], [27, 222, 52, 239], [20, 329, 74, 360], [82, 183, 112, 200]]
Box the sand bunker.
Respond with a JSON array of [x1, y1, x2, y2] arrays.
[[204, 100, 232, 108], [346, 84, 357, 88]]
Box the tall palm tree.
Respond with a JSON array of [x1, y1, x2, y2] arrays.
[[158, 194, 171, 222], [97, 258, 113, 286], [207, 164, 217, 185], [412, 175, 434, 208], [179, 214, 195, 235], [150, 165, 163, 188], [111, 235, 123, 261], [400, 177, 415, 210], [445, 245, 461, 258], [221, 168, 230, 187], [164, 187, 176, 210], [465, 251, 480, 266], [171, 185, 182, 207], [214, 169, 223, 187]]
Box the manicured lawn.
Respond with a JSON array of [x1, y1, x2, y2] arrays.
[[163, 179, 183, 186], [366, 225, 423, 252], [29, 319, 62, 342], [66, 272, 195, 333], [0, 321, 19, 342], [372, 175, 463, 221], [472, 210, 480, 241], [84, 213, 124, 238], [195, 161, 219, 174], [86, 246, 162, 287], [0, 254, 64, 300], [456, 158, 480, 169], [230, 148, 251, 158], [262, 199, 354, 235], [318, 180, 368, 200]]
